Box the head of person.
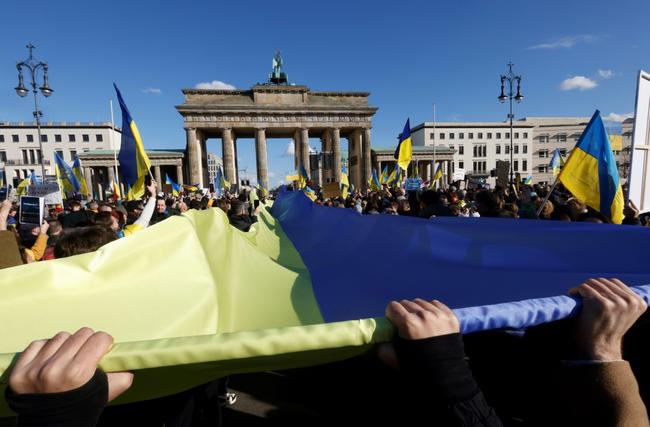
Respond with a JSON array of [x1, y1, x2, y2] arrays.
[[88, 201, 99, 212], [156, 198, 167, 214], [54, 226, 117, 258], [475, 190, 503, 217], [535, 198, 554, 219], [69, 200, 82, 212], [188, 200, 202, 211], [48, 220, 63, 236], [98, 204, 112, 213], [229, 200, 247, 216], [178, 202, 188, 213], [93, 211, 120, 232]]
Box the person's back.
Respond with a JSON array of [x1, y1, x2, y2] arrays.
[[60, 201, 92, 228], [228, 200, 256, 232]]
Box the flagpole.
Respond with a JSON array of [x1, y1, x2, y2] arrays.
[[109, 99, 120, 188], [432, 103, 437, 189], [536, 174, 560, 218]]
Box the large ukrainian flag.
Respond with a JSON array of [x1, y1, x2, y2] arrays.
[[394, 119, 412, 171], [54, 151, 81, 194], [114, 84, 151, 199], [1, 188, 649, 415], [558, 110, 624, 224], [72, 157, 90, 196]]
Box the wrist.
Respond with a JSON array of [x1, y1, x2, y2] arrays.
[[585, 343, 622, 361]]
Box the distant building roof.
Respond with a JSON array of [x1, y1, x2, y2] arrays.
[[372, 145, 455, 154], [77, 149, 183, 158], [0, 121, 121, 130]]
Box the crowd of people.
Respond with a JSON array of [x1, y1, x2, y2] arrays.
[[0, 178, 649, 426]]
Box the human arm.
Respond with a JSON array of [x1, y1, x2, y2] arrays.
[[5, 327, 133, 427], [386, 299, 503, 427], [556, 278, 649, 427], [29, 222, 49, 261], [132, 181, 157, 229]]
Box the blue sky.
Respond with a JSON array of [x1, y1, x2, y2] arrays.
[[2, 0, 649, 186]]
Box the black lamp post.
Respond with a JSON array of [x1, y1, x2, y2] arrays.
[[498, 62, 523, 185], [15, 44, 53, 180]]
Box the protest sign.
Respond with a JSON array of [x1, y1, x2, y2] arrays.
[[405, 178, 422, 190], [28, 182, 63, 205], [452, 169, 466, 181], [19, 196, 44, 225], [628, 70, 650, 213], [322, 182, 341, 199]]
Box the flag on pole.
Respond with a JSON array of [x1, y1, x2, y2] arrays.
[[112, 179, 122, 202], [0, 170, 5, 188], [549, 148, 565, 177], [303, 186, 317, 201], [165, 174, 182, 197], [523, 176, 533, 185], [369, 169, 381, 191], [53, 152, 81, 194], [214, 165, 229, 197], [16, 177, 30, 196], [394, 119, 413, 171], [114, 84, 151, 199], [429, 163, 443, 190], [72, 158, 90, 196], [379, 165, 389, 185], [558, 110, 624, 224], [340, 167, 350, 199], [298, 164, 309, 189]]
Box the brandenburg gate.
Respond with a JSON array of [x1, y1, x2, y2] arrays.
[[176, 55, 377, 190]]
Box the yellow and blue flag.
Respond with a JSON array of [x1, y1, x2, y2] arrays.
[[558, 110, 624, 224], [72, 158, 90, 196], [379, 165, 389, 185], [0, 170, 4, 188], [298, 164, 309, 189], [428, 163, 443, 190], [165, 174, 182, 197], [369, 169, 381, 191], [549, 148, 565, 177], [522, 176, 533, 185], [114, 84, 151, 199], [340, 167, 350, 198], [54, 152, 81, 194], [214, 165, 230, 197], [394, 119, 412, 171], [303, 186, 317, 201]]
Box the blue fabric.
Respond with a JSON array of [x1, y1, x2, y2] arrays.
[[271, 189, 650, 333], [114, 83, 139, 186]]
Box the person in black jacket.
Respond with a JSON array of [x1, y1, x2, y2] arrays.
[[228, 199, 257, 232]]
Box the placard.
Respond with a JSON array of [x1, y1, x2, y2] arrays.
[[452, 169, 466, 181], [322, 182, 341, 199], [28, 182, 63, 205], [19, 196, 44, 225], [405, 178, 423, 190], [628, 70, 650, 213]]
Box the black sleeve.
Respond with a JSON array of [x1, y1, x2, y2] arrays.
[[5, 369, 109, 427], [394, 333, 503, 427]]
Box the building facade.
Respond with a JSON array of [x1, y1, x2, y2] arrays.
[[0, 121, 121, 185], [411, 121, 534, 187], [206, 152, 223, 185]]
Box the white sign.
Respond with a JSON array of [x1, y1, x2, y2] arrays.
[[28, 182, 63, 205], [452, 169, 466, 181], [628, 70, 650, 213]]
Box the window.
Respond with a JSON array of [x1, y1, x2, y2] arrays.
[[538, 166, 548, 173], [55, 150, 64, 160], [523, 132, 528, 138], [505, 145, 510, 154], [449, 133, 455, 139], [468, 133, 474, 139], [514, 132, 519, 139], [523, 145, 528, 154], [82, 134, 89, 142], [36, 150, 42, 163], [55, 134, 62, 142], [0, 135, 4, 143], [478, 132, 483, 139], [505, 132, 510, 139], [557, 134, 567, 142], [514, 160, 519, 172], [522, 160, 527, 171], [459, 145, 464, 155], [449, 145, 455, 151], [22, 150, 28, 164], [496, 132, 502, 139], [560, 148, 567, 156], [429, 132, 434, 140], [0, 151, 5, 162], [439, 133, 445, 140], [12, 135, 19, 143], [539, 135, 549, 143], [539, 149, 548, 158], [96, 134, 103, 142], [514, 145, 519, 154], [496, 145, 501, 154], [27, 134, 34, 143], [69, 134, 76, 142], [459, 133, 464, 139], [70, 150, 77, 159], [487, 133, 492, 139], [473, 144, 487, 158], [41, 134, 48, 143], [459, 161, 464, 169]]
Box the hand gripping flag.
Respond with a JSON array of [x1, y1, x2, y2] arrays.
[[114, 84, 151, 199], [558, 110, 624, 224], [1, 188, 650, 415], [394, 119, 412, 171]]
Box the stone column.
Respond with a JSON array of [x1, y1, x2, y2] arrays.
[[301, 128, 310, 176], [233, 137, 240, 188], [154, 165, 162, 190], [362, 128, 372, 188], [321, 130, 331, 183], [83, 167, 93, 199], [332, 128, 341, 183], [186, 128, 201, 187], [107, 165, 115, 188], [349, 129, 362, 189], [176, 163, 184, 185], [293, 130, 302, 171], [447, 160, 453, 185], [255, 128, 269, 190], [222, 128, 235, 188]]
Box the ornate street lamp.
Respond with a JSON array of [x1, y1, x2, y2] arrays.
[[15, 44, 53, 179], [498, 62, 523, 185]]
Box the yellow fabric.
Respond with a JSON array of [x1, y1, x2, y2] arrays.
[[609, 135, 623, 151], [559, 148, 624, 224], [122, 223, 143, 237], [16, 178, 30, 196], [0, 207, 392, 414], [130, 121, 152, 178], [396, 136, 412, 171]]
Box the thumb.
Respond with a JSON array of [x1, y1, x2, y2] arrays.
[[106, 371, 134, 402]]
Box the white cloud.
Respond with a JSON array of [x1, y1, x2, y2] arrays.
[[597, 69, 615, 79], [268, 171, 277, 179], [603, 112, 633, 122], [283, 141, 295, 157], [528, 35, 597, 50], [195, 80, 236, 90], [309, 145, 317, 154], [142, 88, 162, 95], [560, 76, 598, 91]]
